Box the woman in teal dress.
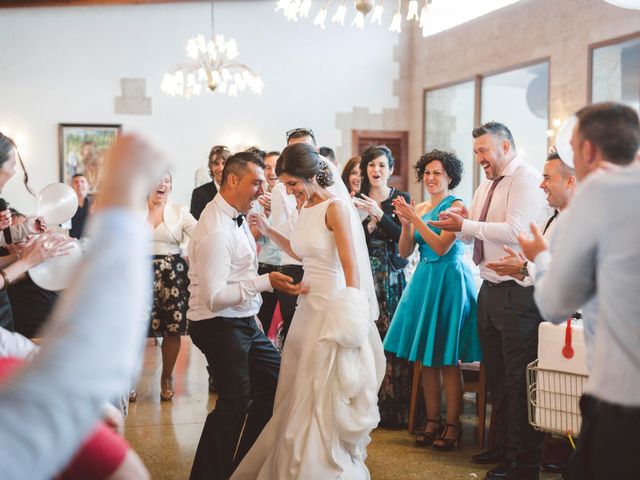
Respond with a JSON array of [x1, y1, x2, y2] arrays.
[[385, 149, 482, 450]]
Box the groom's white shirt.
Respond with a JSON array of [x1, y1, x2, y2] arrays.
[[187, 193, 273, 321]]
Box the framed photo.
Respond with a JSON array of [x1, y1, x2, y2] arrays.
[[59, 123, 122, 193]]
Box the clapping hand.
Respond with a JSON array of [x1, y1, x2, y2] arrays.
[[25, 216, 47, 234], [353, 194, 383, 221], [486, 245, 527, 280], [518, 223, 549, 262], [392, 196, 415, 227], [428, 205, 468, 232], [19, 233, 76, 269]]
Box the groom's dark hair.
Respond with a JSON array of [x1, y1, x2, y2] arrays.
[[221, 151, 265, 186]]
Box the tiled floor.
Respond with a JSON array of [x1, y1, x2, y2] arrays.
[[125, 337, 560, 479]]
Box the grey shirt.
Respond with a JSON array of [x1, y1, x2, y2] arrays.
[[0, 210, 151, 480], [533, 165, 640, 406]]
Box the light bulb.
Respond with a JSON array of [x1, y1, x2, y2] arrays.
[[389, 11, 402, 32], [407, 0, 419, 20], [351, 11, 365, 29], [332, 3, 347, 25], [314, 7, 328, 29], [371, 4, 384, 24]]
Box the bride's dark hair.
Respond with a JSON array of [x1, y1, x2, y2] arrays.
[[0, 132, 34, 195], [276, 143, 334, 187]]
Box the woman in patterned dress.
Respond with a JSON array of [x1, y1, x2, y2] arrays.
[[145, 172, 196, 401], [353, 145, 412, 427]]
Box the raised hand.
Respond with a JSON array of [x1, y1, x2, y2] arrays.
[[429, 208, 464, 232], [247, 212, 270, 235], [358, 193, 384, 221], [25, 216, 47, 234], [518, 223, 549, 262], [258, 192, 272, 217]]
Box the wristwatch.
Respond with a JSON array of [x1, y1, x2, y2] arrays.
[[519, 261, 529, 278]]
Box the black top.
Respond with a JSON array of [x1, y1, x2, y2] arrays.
[[359, 188, 411, 271], [190, 181, 218, 220], [69, 196, 92, 239]]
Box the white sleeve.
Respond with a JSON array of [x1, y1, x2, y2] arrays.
[[0, 328, 38, 360], [0, 209, 151, 480], [461, 173, 546, 246], [533, 186, 599, 323], [195, 230, 272, 312]]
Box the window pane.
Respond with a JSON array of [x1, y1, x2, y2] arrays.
[[592, 36, 640, 111], [424, 81, 475, 204], [481, 62, 549, 173]]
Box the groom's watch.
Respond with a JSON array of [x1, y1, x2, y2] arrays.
[[519, 261, 529, 278]]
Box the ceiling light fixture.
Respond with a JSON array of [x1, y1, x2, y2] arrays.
[[161, 1, 263, 98], [274, 0, 523, 37]]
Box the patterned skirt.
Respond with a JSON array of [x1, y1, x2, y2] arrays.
[[369, 239, 411, 428], [149, 254, 190, 337]]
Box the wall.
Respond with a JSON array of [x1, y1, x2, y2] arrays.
[[0, 1, 400, 210], [406, 0, 640, 200]]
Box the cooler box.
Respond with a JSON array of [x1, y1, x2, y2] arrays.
[[537, 320, 588, 375], [530, 320, 589, 435]]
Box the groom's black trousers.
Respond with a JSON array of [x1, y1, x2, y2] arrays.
[[189, 315, 281, 480]]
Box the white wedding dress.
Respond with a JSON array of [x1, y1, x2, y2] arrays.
[[232, 197, 386, 480]]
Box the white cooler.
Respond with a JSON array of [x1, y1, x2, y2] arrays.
[[529, 320, 589, 435]]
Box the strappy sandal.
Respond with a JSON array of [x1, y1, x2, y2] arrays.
[[432, 422, 463, 451], [415, 418, 442, 447], [160, 377, 174, 402]]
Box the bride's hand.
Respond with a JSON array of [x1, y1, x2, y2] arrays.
[[268, 272, 310, 296], [247, 212, 270, 235]]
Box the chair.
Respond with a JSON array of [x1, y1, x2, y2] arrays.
[[407, 361, 489, 447]]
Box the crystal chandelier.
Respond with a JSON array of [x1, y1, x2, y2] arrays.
[[161, 1, 264, 98], [275, 0, 522, 36]]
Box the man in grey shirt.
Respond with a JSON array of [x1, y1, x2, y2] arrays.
[[519, 102, 640, 480], [0, 134, 161, 480]]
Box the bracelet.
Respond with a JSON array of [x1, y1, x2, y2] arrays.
[[0, 269, 9, 291]]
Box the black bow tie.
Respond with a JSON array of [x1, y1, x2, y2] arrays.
[[232, 214, 245, 227]]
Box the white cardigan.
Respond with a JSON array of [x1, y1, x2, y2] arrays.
[[149, 202, 197, 256]]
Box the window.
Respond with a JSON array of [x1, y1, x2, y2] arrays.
[[481, 61, 549, 173], [424, 80, 476, 204], [591, 34, 640, 111]]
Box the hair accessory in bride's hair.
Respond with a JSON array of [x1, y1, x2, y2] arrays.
[[316, 159, 335, 187]]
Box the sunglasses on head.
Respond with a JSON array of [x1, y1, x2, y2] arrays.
[[285, 128, 315, 141]]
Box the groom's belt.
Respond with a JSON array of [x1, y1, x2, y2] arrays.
[[258, 263, 303, 273]]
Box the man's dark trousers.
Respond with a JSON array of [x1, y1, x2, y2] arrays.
[[189, 316, 281, 480], [477, 281, 544, 466]]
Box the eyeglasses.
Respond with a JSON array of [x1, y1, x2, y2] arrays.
[[285, 128, 315, 142]]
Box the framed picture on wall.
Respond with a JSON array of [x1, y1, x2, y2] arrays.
[[59, 123, 122, 193]]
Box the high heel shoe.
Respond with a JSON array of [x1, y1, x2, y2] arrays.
[[432, 422, 462, 451], [160, 377, 174, 402], [415, 418, 442, 447]]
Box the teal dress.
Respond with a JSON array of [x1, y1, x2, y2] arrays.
[[383, 195, 482, 367]]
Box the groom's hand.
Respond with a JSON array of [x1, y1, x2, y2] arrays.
[[269, 272, 310, 296]]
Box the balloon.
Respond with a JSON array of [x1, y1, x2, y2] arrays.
[[601, 0, 640, 9], [36, 183, 78, 225], [554, 116, 578, 168], [29, 242, 82, 291]]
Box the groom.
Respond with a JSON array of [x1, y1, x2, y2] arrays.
[[187, 151, 303, 480]]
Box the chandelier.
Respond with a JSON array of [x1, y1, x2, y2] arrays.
[[161, 2, 264, 98], [274, 0, 522, 36]]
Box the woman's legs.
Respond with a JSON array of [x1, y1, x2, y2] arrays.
[[421, 366, 442, 434], [160, 335, 181, 400], [434, 364, 463, 445]]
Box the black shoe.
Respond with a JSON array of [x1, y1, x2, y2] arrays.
[[485, 460, 515, 479], [505, 466, 539, 480], [472, 447, 507, 465], [542, 462, 566, 473]]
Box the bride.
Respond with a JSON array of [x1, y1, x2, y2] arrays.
[[232, 143, 385, 479]]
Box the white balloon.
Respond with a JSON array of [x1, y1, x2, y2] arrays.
[[36, 183, 79, 225], [601, 0, 640, 9], [29, 242, 82, 291], [555, 116, 578, 168]]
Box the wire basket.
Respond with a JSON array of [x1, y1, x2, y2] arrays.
[[527, 359, 588, 436]]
